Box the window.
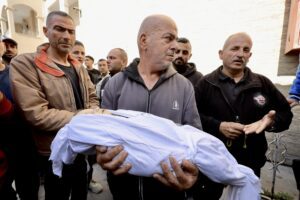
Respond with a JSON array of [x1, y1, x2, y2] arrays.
[[285, 0, 300, 54], [12, 4, 38, 37]]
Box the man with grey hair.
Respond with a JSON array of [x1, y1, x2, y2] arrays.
[[96, 14, 202, 200], [195, 32, 292, 199]]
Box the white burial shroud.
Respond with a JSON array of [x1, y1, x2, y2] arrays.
[[50, 109, 260, 200]]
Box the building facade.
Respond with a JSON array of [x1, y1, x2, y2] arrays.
[[0, 0, 80, 54]]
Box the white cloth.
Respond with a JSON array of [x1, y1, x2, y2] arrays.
[[50, 109, 260, 200]]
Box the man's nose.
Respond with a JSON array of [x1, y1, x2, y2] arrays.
[[236, 49, 245, 57], [62, 30, 72, 40]]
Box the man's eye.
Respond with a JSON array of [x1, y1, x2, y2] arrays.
[[55, 26, 65, 32], [68, 30, 75, 35]]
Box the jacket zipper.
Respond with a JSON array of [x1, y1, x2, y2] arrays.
[[211, 84, 245, 148], [138, 91, 151, 200], [138, 177, 144, 200]]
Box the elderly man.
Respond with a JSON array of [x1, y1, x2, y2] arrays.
[[96, 14, 202, 200], [195, 32, 293, 199]]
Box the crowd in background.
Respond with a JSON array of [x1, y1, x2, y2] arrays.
[[0, 10, 299, 200]]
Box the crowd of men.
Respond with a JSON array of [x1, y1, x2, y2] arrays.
[[0, 10, 298, 200]]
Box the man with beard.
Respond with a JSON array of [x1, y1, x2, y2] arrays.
[[173, 37, 203, 86], [2, 37, 18, 65], [10, 11, 98, 200]]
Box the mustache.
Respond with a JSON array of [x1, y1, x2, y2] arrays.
[[57, 39, 73, 46], [174, 57, 184, 62], [4, 50, 13, 54]]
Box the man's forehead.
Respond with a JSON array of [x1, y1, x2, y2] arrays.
[[49, 16, 75, 29], [5, 42, 17, 47], [224, 34, 252, 49], [177, 42, 191, 50], [227, 39, 251, 48]]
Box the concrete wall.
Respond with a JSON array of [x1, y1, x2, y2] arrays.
[[3, 0, 46, 54], [77, 0, 299, 84]]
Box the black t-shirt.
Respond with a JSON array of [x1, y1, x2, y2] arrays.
[[218, 72, 247, 107], [56, 63, 84, 109], [87, 68, 100, 85]]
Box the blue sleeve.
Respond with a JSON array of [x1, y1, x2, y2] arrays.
[[289, 64, 300, 101]]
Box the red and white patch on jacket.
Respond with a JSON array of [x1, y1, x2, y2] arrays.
[[253, 94, 266, 107]]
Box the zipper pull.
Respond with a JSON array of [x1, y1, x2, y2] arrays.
[[226, 139, 232, 147], [235, 115, 240, 122], [243, 134, 247, 149]]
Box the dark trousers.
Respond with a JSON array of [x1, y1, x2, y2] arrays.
[[191, 173, 224, 200], [0, 168, 17, 200], [43, 154, 88, 200], [0, 130, 39, 200], [14, 142, 39, 200], [87, 155, 97, 184]]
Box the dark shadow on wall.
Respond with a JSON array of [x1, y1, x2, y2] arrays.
[[278, 0, 299, 76]]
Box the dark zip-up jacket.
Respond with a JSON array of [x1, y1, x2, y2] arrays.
[[175, 62, 203, 86], [195, 66, 293, 171], [101, 59, 202, 200]]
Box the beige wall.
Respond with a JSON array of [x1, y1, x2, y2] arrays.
[[1, 0, 46, 54]]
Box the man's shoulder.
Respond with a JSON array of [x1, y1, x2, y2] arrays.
[[91, 68, 100, 74], [10, 53, 36, 69], [172, 73, 195, 89], [106, 72, 127, 86], [247, 70, 273, 85], [13, 53, 35, 62], [173, 72, 191, 83]]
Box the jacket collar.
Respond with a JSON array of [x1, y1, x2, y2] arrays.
[[34, 46, 82, 77], [124, 58, 177, 84], [206, 66, 262, 88]]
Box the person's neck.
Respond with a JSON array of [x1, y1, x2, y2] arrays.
[[2, 57, 11, 65], [47, 48, 70, 66], [87, 66, 93, 70], [173, 63, 187, 74], [221, 67, 244, 83], [138, 62, 161, 90]]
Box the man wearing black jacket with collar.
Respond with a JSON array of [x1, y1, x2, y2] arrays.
[[195, 32, 293, 199]]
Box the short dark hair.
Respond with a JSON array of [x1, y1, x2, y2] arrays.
[[2, 37, 18, 47], [74, 40, 84, 47], [115, 48, 128, 63], [85, 55, 94, 62], [177, 37, 190, 44], [98, 58, 106, 62], [46, 11, 73, 26]]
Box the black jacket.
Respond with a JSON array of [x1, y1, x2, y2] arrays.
[[195, 66, 293, 170], [174, 63, 203, 86]]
